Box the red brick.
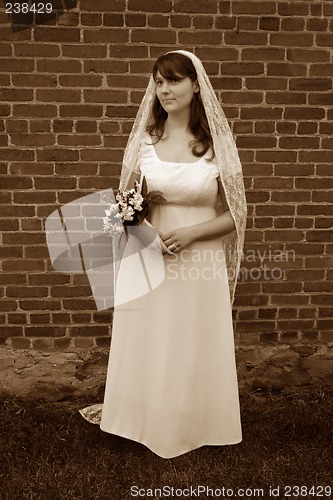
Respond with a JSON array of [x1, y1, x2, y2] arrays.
[[34, 27, 79, 43], [83, 28, 129, 43], [30, 121, 51, 133], [0, 75, 10, 86], [297, 122, 318, 134], [84, 89, 127, 103], [284, 107, 325, 120], [25, 326, 66, 337], [242, 48, 284, 62], [314, 218, 333, 229], [220, 62, 264, 76], [95, 337, 111, 348], [298, 205, 332, 216], [11, 337, 31, 349], [274, 164, 314, 176], [50, 286, 92, 298], [316, 34, 333, 47], [259, 17, 280, 31], [10, 163, 54, 175], [271, 33, 313, 46], [36, 59, 81, 74], [232, 1, 275, 14], [76, 121, 98, 133], [238, 16, 258, 30], [267, 63, 306, 76], [174, 0, 216, 13], [299, 151, 333, 162], [287, 49, 330, 63], [0, 105, 10, 116], [37, 148, 80, 162], [104, 13, 124, 26], [53, 337, 72, 349], [21, 218, 43, 231], [0, 58, 33, 72], [237, 136, 277, 149], [0, 326, 23, 338], [170, 14, 191, 28], [290, 78, 332, 91], [309, 93, 333, 105], [0, 27, 31, 42], [241, 107, 283, 119], [59, 104, 103, 118], [312, 190, 333, 202], [278, 2, 309, 16], [0, 89, 33, 101], [214, 16, 236, 30], [319, 123, 333, 135], [254, 121, 275, 134], [125, 13, 146, 27], [148, 14, 169, 28], [306, 18, 328, 31], [225, 32, 267, 45], [73, 337, 95, 348], [279, 136, 319, 149], [57, 135, 101, 147], [14, 43, 60, 57], [70, 326, 110, 337], [306, 230, 333, 242], [310, 64, 333, 77], [0, 43, 12, 56], [81, 0, 125, 11], [109, 44, 148, 58], [18, 300, 61, 311], [14, 104, 57, 118], [11, 134, 56, 147], [81, 13, 103, 26], [196, 48, 238, 62], [311, 295, 333, 305], [281, 17, 305, 31], [268, 92, 306, 104], [237, 321, 275, 333]]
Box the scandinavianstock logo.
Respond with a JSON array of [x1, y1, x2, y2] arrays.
[[45, 189, 165, 311]]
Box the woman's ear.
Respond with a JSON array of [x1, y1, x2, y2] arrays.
[[193, 80, 200, 93]]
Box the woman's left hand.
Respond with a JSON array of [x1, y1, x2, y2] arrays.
[[161, 227, 195, 253]]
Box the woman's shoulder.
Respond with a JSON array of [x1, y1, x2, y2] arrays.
[[140, 131, 154, 146], [138, 132, 156, 167]]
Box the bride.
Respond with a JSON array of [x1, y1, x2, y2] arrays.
[[79, 50, 247, 459]]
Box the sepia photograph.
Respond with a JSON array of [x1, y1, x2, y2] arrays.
[[0, 0, 332, 499]]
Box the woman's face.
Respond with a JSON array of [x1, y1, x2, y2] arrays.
[[155, 70, 199, 115]]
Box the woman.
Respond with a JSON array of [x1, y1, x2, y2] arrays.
[[79, 50, 247, 459]]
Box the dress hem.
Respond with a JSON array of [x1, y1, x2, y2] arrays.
[[98, 424, 242, 459]]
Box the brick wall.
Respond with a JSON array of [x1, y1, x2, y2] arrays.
[[1, 0, 332, 395]]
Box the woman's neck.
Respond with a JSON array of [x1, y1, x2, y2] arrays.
[[164, 111, 191, 136]]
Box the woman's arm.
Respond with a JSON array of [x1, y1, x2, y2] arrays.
[[191, 180, 236, 241], [123, 170, 174, 255], [161, 180, 236, 251]]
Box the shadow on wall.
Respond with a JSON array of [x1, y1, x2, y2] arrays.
[[5, 0, 78, 32]]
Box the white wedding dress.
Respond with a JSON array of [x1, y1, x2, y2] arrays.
[[79, 134, 242, 458]]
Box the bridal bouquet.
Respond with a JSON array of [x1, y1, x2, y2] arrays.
[[103, 178, 166, 237]]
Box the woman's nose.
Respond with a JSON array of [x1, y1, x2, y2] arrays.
[[161, 82, 170, 93]]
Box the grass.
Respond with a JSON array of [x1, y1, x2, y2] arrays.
[[0, 387, 332, 500]]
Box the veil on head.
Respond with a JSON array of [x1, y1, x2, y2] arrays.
[[118, 50, 247, 305]]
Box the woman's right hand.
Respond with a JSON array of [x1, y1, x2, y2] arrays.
[[158, 232, 175, 255], [141, 218, 174, 255]]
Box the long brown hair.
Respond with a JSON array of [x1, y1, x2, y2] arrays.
[[146, 52, 215, 160]]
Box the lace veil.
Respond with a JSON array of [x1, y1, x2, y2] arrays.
[[118, 50, 247, 305]]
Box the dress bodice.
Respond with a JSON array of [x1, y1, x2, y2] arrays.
[[139, 134, 220, 207]]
